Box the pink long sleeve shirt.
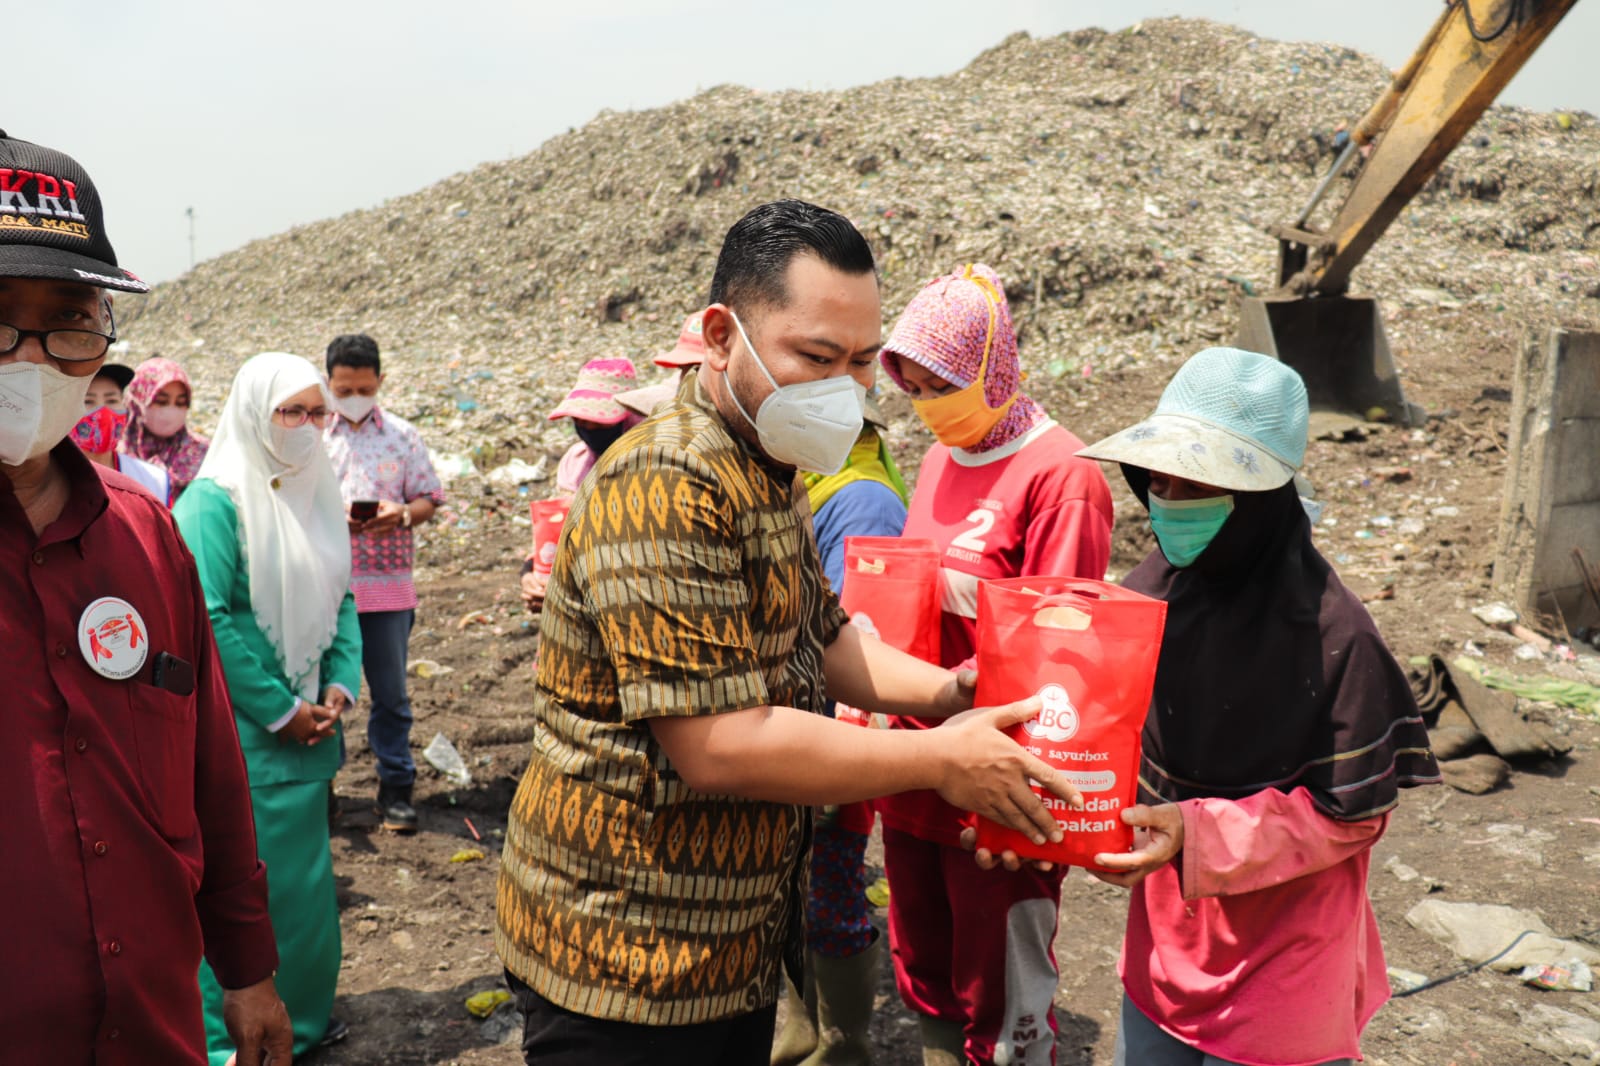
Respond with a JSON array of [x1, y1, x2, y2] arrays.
[[1119, 786, 1389, 1066]]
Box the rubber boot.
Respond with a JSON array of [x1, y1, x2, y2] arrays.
[[377, 782, 418, 834], [770, 968, 819, 1066], [799, 932, 884, 1066], [916, 1013, 965, 1066]]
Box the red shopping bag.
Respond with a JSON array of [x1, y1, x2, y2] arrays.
[[834, 536, 943, 730], [839, 536, 942, 664], [832, 537, 942, 832], [529, 498, 572, 579], [970, 576, 1167, 871]]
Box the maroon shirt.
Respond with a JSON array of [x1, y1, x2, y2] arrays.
[[0, 443, 277, 1065]]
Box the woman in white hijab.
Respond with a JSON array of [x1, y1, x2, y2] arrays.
[[173, 351, 361, 1062]]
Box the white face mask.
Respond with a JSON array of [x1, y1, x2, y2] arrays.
[[726, 311, 865, 475], [141, 404, 189, 439], [268, 422, 323, 471], [0, 363, 95, 466], [334, 393, 377, 424]]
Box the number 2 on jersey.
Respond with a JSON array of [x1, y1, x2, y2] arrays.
[[950, 508, 996, 553]]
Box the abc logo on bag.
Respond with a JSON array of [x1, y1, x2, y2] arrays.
[[1023, 683, 1079, 742]]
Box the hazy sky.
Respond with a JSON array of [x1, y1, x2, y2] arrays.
[[9, 0, 1594, 285]]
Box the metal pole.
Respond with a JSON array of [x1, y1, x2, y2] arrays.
[[1295, 139, 1359, 229], [186, 207, 195, 269]]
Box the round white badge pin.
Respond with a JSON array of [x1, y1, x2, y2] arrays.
[[78, 597, 149, 681]]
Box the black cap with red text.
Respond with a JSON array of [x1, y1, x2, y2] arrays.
[[0, 131, 149, 293]]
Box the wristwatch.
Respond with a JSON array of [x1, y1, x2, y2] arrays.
[[401, 503, 413, 528]]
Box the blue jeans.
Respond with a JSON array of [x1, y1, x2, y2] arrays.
[[358, 609, 416, 787]]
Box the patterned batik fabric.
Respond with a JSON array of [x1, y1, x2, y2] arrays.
[[323, 407, 446, 612], [496, 372, 849, 1026]]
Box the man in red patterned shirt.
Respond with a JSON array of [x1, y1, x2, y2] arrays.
[[323, 333, 445, 833], [0, 130, 292, 1064]]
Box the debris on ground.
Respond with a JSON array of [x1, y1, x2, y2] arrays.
[[1515, 1003, 1600, 1065], [1520, 960, 1594, 993], [1454, 656, 1600, 716], [1405, 900, 1600, 972], [464, 989, 513, 1019], [479, 999, 524, 1045], [422, 732, 473, 788], [1408, 654, 1573, 792]]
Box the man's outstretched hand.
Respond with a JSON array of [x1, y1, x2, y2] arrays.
[[932, 695, 1082, 845]]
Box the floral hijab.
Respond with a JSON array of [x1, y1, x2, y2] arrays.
[[120, 357, 211, 497]]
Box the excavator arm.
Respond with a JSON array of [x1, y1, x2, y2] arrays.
[[1238, 0, 1580, 422], [1276, 0, 1579, 296]]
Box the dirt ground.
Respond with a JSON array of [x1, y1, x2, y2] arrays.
[[308, 319, 1600, 1066]]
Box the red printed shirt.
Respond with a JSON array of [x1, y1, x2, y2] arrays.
[[0, 444, 277, 1065], [880, 421, 1114, 845], [324, 407, 445, 613]]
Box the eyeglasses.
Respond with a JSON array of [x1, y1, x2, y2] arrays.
[[274, 406, 333, 428], [0, 306, 118, 363]]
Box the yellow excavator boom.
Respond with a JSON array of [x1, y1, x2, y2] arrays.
[[1277, 0, 1580, 296], [1239, 0, 1579, 423]]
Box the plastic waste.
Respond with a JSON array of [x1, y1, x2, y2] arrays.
[[1451, 657, 1600, 714], [465, 989, 513, 1018], [1471, 602, 1519, 627], [423, 733, 473, 788], [430, 450, 479, 484], [1520, 960, 1594, 992], [1387, 967, 1429, 993], [486, 457, 549, 486]]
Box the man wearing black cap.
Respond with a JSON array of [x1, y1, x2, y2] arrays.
[[0, 132, 293, 1063]]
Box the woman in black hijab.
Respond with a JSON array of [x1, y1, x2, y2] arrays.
[[1077, 348, 1439, 1066]]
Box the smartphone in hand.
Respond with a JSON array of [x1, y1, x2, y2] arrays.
[[350, 499, 380, 522]]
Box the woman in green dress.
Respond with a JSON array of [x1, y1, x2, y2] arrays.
[[174, 351, 361, 1062]]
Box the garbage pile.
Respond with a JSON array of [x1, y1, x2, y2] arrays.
[[110, 16, 1599, 502]]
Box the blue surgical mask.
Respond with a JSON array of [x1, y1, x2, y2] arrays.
[[1148, 493, 1234, 568]]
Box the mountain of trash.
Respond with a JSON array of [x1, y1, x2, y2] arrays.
[[117, 17, 1599, 481]]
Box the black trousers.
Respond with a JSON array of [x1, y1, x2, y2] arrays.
[[506, 970, 778, 1066]]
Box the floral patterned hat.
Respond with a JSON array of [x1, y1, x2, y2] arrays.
[[1077, 347, 1307, 492], [548, 357, 638, 424]]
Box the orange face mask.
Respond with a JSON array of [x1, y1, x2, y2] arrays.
[[909, 267, 1016, 448]]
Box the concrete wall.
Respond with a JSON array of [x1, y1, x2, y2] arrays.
[[1495, 328, 1600, 631]]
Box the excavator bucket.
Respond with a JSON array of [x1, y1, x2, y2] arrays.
[[1237, 294, 1423, 425]]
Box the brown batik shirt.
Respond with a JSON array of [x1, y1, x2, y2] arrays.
[[496, 372, 848, 1025]]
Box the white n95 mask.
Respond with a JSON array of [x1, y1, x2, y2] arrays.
[[727, 311, 865, 475], [0, 362, 95, 466], [335, 394, 377, 424]]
